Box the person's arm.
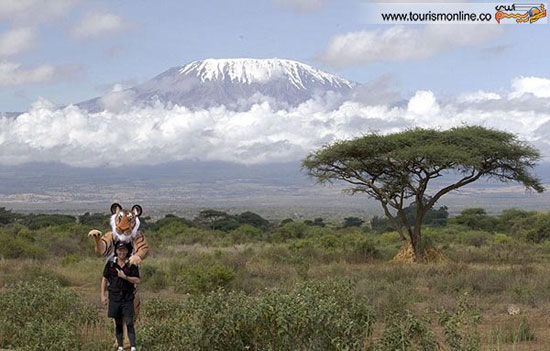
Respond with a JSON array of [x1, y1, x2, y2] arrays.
[[125, 276, 141, 284], [117, 267, 141, 284], [100, 277, 108, 305]]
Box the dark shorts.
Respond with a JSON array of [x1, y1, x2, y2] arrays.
[[108, 299, 134, 322]]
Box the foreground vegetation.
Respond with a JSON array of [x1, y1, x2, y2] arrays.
[[1, 207, 550, 350]]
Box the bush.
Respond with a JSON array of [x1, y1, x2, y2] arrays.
[[78, 212, 109, 227], [491, 316, 535, 344], [452, 208, 493, 231], [24, 214, 76, 230], [148, 214, 195, 232], [319, 234, 340, 249], [141, 279, 375, 351], [0, 207, 21, 225], [0, 278, 100, 350], [437, 293, 481, 351], [0, 232, 46, 259], [377, 311, 439, 351], [230, 224, 263, 243], [142, 264, 169, 292], [498, 208, 537, 235], [525, 212, 550, 243], [343, 216, 364, 228], [379, 231, 402, 246], [61, 253, 82, 266], [273, 221, 308, 241], [289, 239, 314, 251], [236, 211, 269, 229], [494, 233, 512, 245], [455, 230, 492, 247], [176, 264, 236, 293], [354, 238, 379, 258]]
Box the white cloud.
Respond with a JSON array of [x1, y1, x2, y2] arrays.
[[72, 12, 127, 39], [272, 0, 326, 12], [0, 0, 76, 23], [2, 76, 550, 167], [407, 90, 440, 116], [99, 84, 136, 113], [510, 77, 550, 99], [0, 27, 35, 57], [0, 61, 55, 87], [0, 61, 81, 87], [458, 90, 501, 103], [321, 24, 505, 66]]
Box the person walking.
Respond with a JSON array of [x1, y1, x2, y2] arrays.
[[101, 241, 140, 351]]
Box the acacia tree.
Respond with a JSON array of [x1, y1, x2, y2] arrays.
[[302, 126, 544, 260]]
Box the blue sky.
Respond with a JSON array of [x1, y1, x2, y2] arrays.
[[1, 0, 548, 111]]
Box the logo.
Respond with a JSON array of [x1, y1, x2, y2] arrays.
[[495, 3, 547, 23]]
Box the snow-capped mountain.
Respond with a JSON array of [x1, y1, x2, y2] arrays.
[[77, 58, 356, 112]]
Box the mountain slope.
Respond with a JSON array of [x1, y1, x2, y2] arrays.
[[77, 58, 355, 112]]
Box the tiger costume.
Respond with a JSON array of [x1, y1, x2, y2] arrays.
[[88, 203, 149, 266], [88, 203, 149, 350]]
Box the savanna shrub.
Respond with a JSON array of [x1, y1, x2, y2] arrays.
[[494, 233, 512, 245], [319, 233, 340, 249], [0, 278, 100, 350], [289, 238, 314, 251], [436, 293, 481, 351], [140, 279, 375, 351], [176, 263, 236, 293], [491, 316, 535, 344], [61, 253, 82, 266], [525, 212, 550, 243], [456, 230, 492, 247], [273, 221, 308, 241], [0, 231, 46, 259], [376, 310, 439, 351], [379, 231, 401, 246], [230, 224, 263, 243], [349, 237, 379, 262], [142, 264, 169, 292], [24, 214, 76, 229]]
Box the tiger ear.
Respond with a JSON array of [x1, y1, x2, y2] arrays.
[[132, 204, 143, 217], [111, 203, 122, 215]]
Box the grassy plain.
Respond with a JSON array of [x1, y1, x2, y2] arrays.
[[1, 208, 550, 350]]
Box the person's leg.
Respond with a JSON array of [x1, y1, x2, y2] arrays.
[[108, 300, 124, 348], [123, 300, 137, 347], [115, 316, 124, 347], [125, 318, 136, 347]]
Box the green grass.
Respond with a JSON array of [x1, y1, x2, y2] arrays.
[[2, 209, 550, 349]]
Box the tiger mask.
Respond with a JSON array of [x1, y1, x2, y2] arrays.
[[88, 203, 149, 266], [111, 203, 142, 242]]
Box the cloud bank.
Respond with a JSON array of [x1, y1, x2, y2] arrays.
[[1, 76, 550, 167], [321, 24, 505, 66], [0, 0, 76, 24], [0, 27, 35, 57], [71, 12, 127, 39]]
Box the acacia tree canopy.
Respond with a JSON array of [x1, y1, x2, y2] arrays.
[[302, 126, 543, 260]]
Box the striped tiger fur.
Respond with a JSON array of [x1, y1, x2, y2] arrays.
[[88, 203, 149, 266]]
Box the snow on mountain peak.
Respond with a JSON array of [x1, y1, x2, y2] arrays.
[[178, 58, 354, 90], [76, 58, 356, 112]]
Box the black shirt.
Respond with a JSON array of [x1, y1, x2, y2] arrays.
[[102, 257, 140, 302]]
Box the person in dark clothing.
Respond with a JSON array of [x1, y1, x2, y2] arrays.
[[101, 241, 140, 351]]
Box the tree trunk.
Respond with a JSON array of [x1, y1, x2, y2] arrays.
[[410, 207, 426, 262], [410, 225, 422, 262]]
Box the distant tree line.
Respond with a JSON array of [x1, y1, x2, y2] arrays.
[[3, 206, 550, 243]]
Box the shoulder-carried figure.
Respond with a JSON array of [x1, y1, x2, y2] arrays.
[[88, 203, 149, 266]]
